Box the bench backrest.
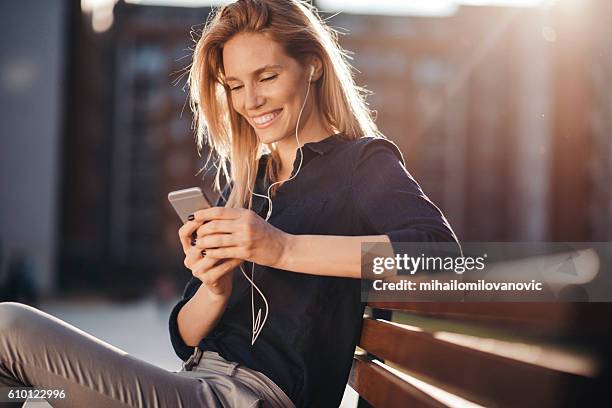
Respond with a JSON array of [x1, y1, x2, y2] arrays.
[[349, 302, 611, 407]]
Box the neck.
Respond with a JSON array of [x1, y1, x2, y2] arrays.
[[273, 109, 331, 176]]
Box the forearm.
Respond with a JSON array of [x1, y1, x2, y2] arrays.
[[176, 284, 229, 347], [278, 234, 392, 279]]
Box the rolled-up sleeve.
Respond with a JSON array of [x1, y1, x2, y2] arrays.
[[168, 184, 231, 361], [351, 137, 459, 245]]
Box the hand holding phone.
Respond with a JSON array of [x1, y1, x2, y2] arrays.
[[169, 187, 238, 297], [168, 187, 212, 223]]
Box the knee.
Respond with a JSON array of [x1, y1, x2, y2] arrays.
[[0, 302, 38, 335]]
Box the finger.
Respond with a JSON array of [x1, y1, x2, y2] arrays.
[[193, 207, 242, 223], [196, 219, 238, 238], [185, 248, 230, 274], [178, 218, 199, 239], [195, 258, 243, 286], [204, 259, 243, 287], [203, 246, 247, 260], [195, 233, 236, 250], [183, 246, 200, 270], [178, 220, 206, 252], [189, 248, 221, 273]]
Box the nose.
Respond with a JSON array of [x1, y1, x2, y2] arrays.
[[244, 84, 264, 112]]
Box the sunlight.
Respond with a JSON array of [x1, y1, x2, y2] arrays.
[[80, 0, 561, 32], [318, 0, 554, 16]]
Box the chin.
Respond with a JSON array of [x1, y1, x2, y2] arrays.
[[254, 127, 289, 145]]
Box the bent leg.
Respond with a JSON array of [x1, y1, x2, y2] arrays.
[[0, 302, 242, 408]]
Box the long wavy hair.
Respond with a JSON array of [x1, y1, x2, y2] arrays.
[[188, 0, 381, 209]]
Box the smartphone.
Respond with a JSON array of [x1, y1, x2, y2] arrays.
[[168, 187, 212, 223]]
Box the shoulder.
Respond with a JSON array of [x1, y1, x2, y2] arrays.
[[345, 136, 406, 168]]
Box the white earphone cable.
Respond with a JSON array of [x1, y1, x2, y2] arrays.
[[240, 67, 314, 345]]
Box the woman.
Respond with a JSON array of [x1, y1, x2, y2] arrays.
[[0, 1, 459, 407]]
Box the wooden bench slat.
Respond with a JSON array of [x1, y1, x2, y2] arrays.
[[367, 302, 612, 336], [349, 357, 447, 408], [358, 318, 594, 407]]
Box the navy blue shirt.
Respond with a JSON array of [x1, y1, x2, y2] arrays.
[[169, 134, 459, 407]]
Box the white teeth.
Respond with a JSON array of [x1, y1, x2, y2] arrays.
[[253, 110, 280, 125]]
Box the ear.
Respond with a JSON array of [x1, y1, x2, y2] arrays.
[[308, 56, 324, 82]]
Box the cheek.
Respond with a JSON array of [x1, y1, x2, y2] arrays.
[[270, 76, 301, 106], [279, 83, 300, 105], [230, 95, 242, 112], [230, 96, 251, 122]]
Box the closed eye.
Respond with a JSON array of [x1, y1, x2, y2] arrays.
[[228, 74, 278, 92], [261, 74, 278, 82]]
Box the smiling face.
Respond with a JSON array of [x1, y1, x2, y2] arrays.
[[222, 32, 321, 145]]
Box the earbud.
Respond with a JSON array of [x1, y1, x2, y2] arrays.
[[309, 66, 314, 81]]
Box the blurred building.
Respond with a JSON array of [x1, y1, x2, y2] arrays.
[[589, 0, 612, 241], [60, 1, 213, 296], [0, 0, 68, 296], [549, 0, 612, 242], [107, 3, 216, 295], [54, 0, 612, 297], [333, 6, 547, 242], [330, 0, 612, 243]]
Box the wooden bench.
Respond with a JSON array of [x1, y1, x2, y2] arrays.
[[349, 302, 612, 407]]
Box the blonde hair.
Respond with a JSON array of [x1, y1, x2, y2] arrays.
[[188, 0, 381, 209]]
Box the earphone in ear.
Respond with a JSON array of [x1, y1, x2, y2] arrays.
[[309, 65, 314, 81]]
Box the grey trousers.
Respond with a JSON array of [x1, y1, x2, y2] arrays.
[[0, 302, 295, 408]]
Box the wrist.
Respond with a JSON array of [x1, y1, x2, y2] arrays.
[[207, 292, 231, 305], [277, 232, 296, 270], [197, 279, 232, 302]]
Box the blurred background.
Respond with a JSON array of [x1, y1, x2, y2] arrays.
[[0, 0, 611, 405]]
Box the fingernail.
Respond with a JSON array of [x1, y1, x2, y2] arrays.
[[187, 214, 195, 221], [191, 239, 196, 246], [191, 231, 197, 239], [201, 250, 206, 256]]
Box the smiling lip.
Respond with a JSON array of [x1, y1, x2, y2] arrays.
[[251, 109, 282, 129]]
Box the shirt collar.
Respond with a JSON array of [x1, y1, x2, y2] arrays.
[[256, 132, 346, 174], [302, 133, 346, 156]]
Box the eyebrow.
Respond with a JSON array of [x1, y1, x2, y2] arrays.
[[224, 64, 283, 82]]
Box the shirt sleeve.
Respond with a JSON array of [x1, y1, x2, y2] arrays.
[[351, 137, 460, 245], [168, 183, 231, 361]]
